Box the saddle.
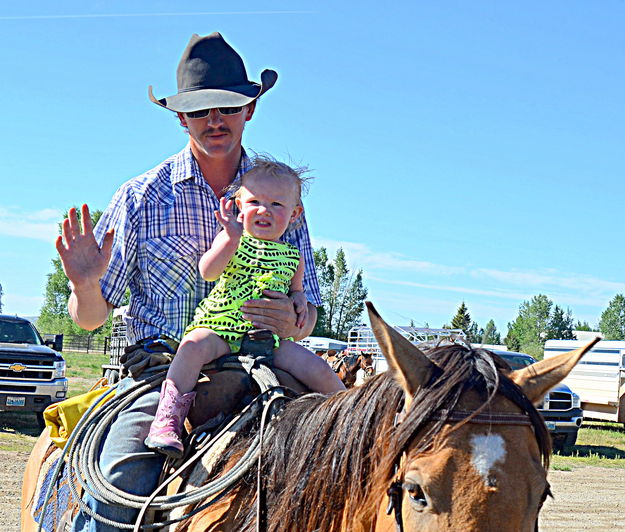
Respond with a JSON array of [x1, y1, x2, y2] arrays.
[[187, 329, 308, 429]]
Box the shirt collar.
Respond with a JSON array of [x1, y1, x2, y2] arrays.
[[171, 144, 251, 190]]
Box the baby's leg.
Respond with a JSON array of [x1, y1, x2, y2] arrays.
[[166, 329, 230, 394], [274, 340, 345, 393]]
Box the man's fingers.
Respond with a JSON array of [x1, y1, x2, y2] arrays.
[[101, 229, 115, 258], [67, 207, 80, 238], [81, 204, 93, 234], [55, 235, 66, 255], [61, 217, 73, 245]]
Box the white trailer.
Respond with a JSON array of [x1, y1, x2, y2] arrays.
[[543, 339, 625, 424], [298, 336, 348, 353]]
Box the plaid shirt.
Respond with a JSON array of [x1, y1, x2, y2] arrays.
[[94, 145, 321, 344]]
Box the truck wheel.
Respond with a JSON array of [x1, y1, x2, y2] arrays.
[[35, 412, 46, 430], [563, 431, 578, 447]]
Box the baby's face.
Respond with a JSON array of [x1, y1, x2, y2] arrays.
[[236, 172, 303, 241]]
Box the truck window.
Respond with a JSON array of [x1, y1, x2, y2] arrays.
[[0, 319, 42, 345]]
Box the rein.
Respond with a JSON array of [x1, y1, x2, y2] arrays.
[[386, 406, 533, 532]]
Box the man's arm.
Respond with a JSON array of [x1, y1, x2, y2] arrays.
[[56, 204, 115, 330]]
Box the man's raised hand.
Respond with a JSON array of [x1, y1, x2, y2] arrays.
[[55, 204, 114, 289]]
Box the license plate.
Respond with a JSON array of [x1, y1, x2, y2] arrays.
[[6, 396, 25, 407], [545, 421, 556, 430]]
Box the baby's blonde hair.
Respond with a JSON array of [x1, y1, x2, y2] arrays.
[[237, 154, 311, 205]]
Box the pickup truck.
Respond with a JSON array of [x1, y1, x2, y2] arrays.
[[0, 315, 68, 428], [494, 350, 583, 449]]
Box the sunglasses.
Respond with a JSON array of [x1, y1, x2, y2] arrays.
[[185, 106, 244, 119]]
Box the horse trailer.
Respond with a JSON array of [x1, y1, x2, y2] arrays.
[[346, 324, 466, 374], [543, 339, 625, 425]]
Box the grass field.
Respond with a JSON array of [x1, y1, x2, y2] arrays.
[[1, 352, 624, 469]]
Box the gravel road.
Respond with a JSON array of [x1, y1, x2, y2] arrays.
[[4, 451, 624, 531]]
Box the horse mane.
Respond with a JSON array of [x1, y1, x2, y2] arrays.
[[204, 344, 551, 532]]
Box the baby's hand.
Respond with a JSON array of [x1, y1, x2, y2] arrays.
[[290, 291, 308, 328], [215, 197, 243, 241]]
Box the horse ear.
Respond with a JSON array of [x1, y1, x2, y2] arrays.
[[366, 302, 437, 408], [508, 338, 600, 403]]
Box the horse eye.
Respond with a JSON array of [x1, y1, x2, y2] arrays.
[[403, 482, 428, 508]]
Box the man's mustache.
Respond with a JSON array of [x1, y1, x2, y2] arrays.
[[202, 126, 231, 135]]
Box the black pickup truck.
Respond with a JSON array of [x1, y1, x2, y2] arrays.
[[494, 350, 583, 449], [0, 315, 68, 428]]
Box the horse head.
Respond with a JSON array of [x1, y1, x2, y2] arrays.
[[367, 302, 598, 532], [357, 352, 376, 380]]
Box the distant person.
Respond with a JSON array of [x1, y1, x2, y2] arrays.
[[145, 158, 344, 457], [56, 33, 322, 530]]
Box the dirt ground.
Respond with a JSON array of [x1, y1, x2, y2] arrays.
[[3, 452, 624, 531]]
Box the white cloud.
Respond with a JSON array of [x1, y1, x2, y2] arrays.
[[313, 237, 464, 276], [0, 207, 61, 242], [316, 236, 620, 313], [475, 268, 625, 296], [368, 275, 532, 301]]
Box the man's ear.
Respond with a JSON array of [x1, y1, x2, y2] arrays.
[[245, 101, 257, 122], [290, 205, 304, 222], [177, 112, 188, 127]]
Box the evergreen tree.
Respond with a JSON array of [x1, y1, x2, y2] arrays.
[[574, 320, 597, 332], [599, 294, 625, 340], [312, 247, 367, 341], [506, 294, 576, 358], [450, 302, 472, 333], [549, 305, 575, 340], [481, 319, 501, 345]]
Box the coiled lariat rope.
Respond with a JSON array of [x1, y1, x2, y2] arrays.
[[37, 354, 292, 531]]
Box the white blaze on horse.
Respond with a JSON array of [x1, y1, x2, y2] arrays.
[[22, 303, 598, 531]]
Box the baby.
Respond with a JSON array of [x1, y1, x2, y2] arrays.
[[145, 157, 345, 457]]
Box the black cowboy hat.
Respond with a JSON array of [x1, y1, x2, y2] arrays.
[[148, 32, 278, 112]]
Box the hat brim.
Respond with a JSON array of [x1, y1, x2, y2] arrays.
[[149, 69, 277, 112]]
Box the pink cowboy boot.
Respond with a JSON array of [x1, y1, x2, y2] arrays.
[[145, 378, 196, 458]]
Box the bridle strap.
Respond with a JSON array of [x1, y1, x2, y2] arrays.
[[431, 410, 533, 426], [386, 480, 404, 532]]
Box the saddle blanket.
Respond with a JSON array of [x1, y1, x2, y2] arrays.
[[32, 447, 78, 532]]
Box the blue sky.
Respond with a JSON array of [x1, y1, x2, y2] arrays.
[[1, 1, 624, 335]]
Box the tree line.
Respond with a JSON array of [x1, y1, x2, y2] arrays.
[[446, 293, 625, 359]]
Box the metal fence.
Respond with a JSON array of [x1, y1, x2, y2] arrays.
[[43, 333, 110, 354]]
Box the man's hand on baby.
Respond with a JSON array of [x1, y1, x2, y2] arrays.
[[290, 291, 309, 328], [215, 197, 243, 241], [241, 290, 299, 339]]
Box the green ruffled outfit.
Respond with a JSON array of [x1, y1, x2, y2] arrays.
[[184, 232, 300, 352]]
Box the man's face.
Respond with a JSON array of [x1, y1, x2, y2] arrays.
[[178, 102, 256, 159]]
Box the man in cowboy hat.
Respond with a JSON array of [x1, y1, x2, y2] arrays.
[[58, 33, 321, 530]]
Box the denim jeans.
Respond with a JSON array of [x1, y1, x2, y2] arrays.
[[71, 377, 165, 531]]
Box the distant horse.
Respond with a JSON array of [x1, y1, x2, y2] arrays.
[[324, 351, 375, 387], [176, 303, 597, 532]]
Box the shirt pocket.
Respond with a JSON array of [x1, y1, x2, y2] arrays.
[[144, 235, 199, 299]]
